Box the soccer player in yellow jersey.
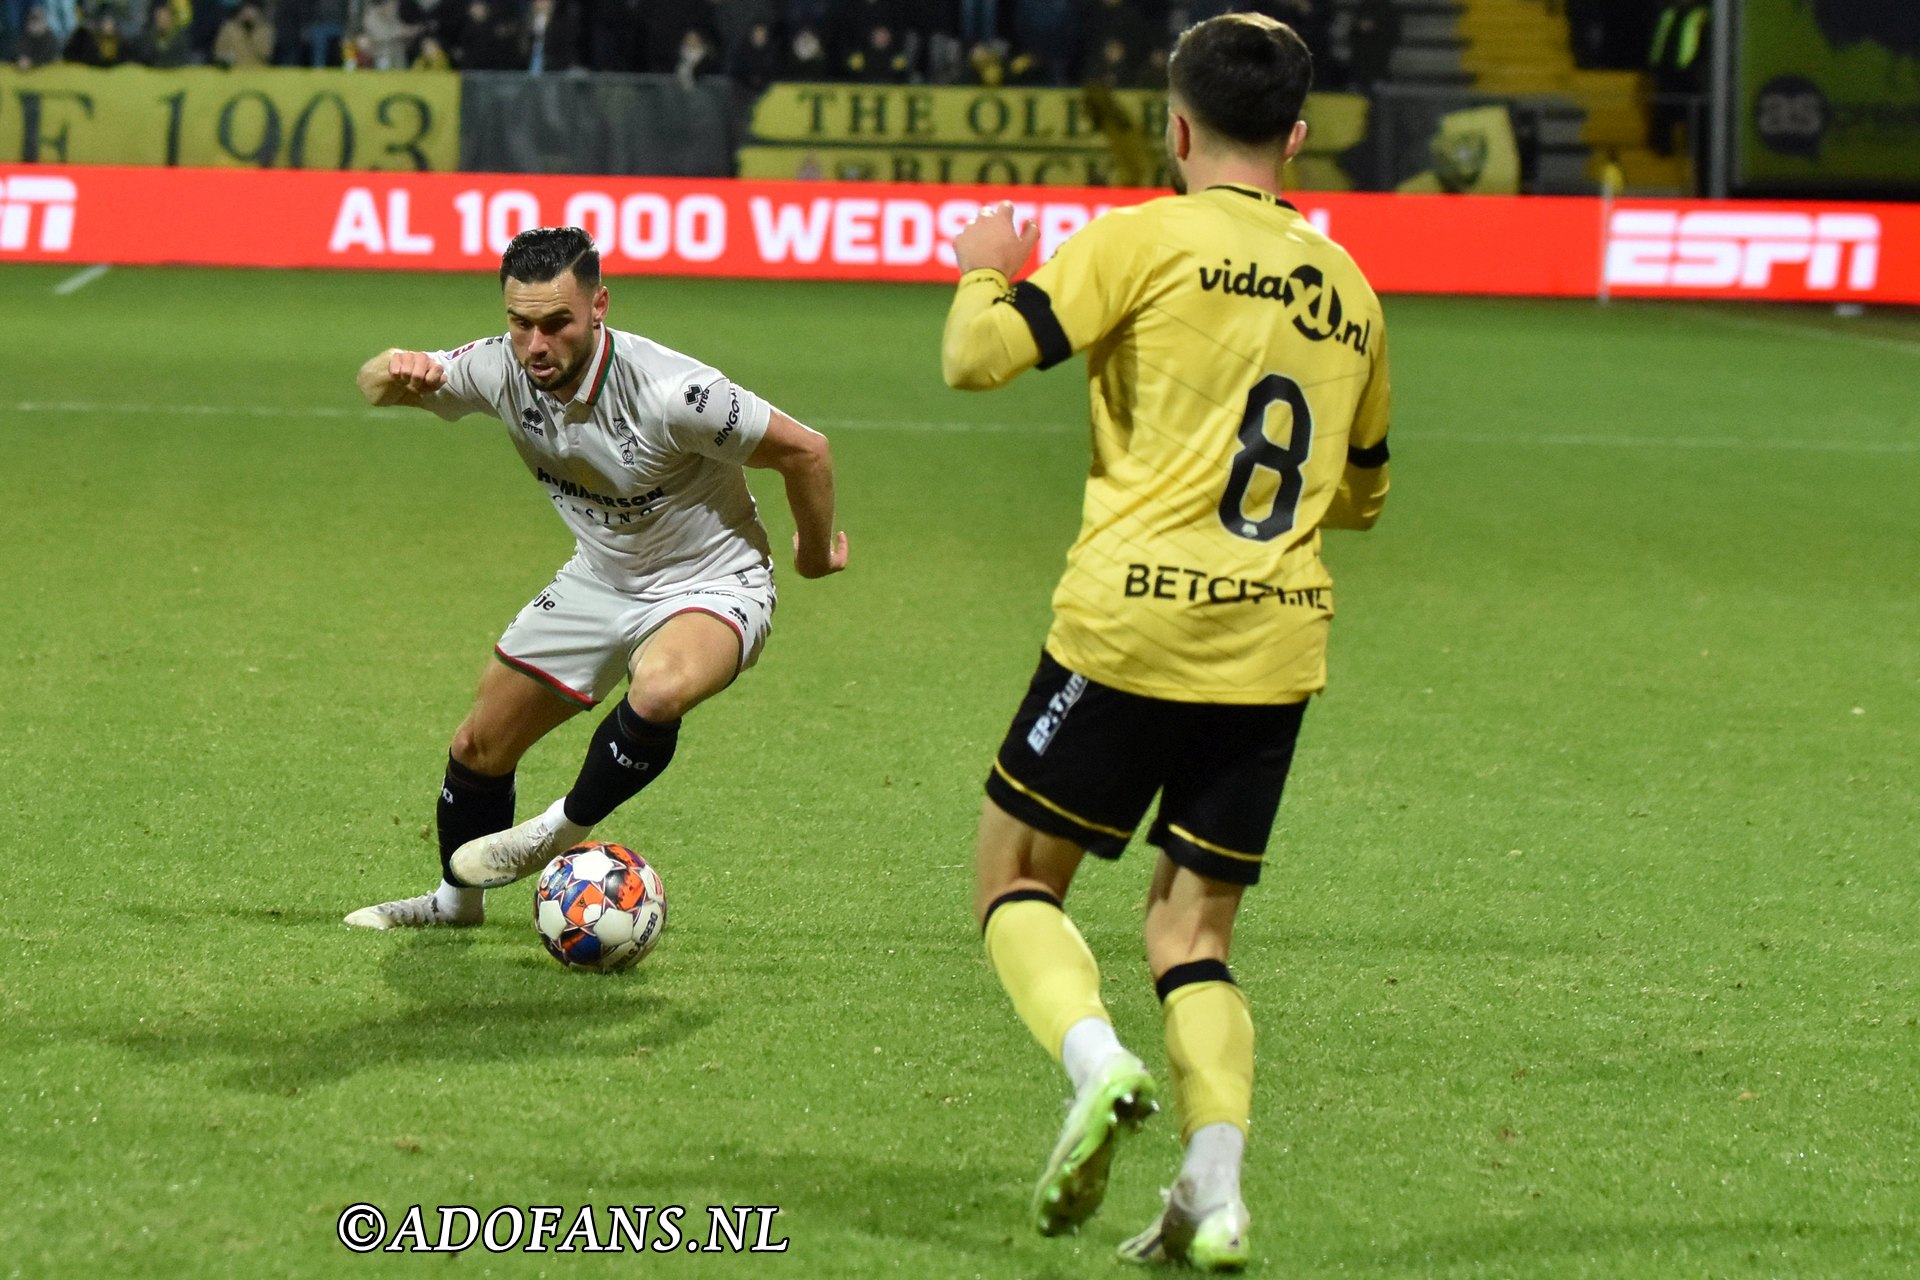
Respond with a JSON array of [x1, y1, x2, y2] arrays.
[[941, 13, 1390, 1270]]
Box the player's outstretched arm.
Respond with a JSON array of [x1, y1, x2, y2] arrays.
[[746, 410, 849, 579], [356, 348, 447, 408], [942, 202, 1043, 391]]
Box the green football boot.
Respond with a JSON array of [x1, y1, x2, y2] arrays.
[[1031, 1054, 1158, 1236], [1116, 1179, 1251, 1271]]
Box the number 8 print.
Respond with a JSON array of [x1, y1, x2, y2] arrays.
[[1217, 373, 1313, 542]]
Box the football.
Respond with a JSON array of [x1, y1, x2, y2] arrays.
[[533, 843, 667, 973]]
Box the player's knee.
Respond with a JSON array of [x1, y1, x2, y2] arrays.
[[1143, 909, 1230, 977], [971, 875, 1010, 929], [1146, 932, 1220, 980], [624, 679, 694, 725], [627, 646, 732, 722], [449, 725, 517, 777]]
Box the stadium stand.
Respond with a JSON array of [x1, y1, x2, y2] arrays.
[[1454, 0, 1687, 193]]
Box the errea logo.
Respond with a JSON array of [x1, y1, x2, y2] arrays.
[[0, 175, 77, 253], [1606, 209, 1879, 292]]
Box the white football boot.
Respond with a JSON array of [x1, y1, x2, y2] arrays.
[[1031, 1053, 1159, 1235], [343, 891, 482, 930], [449, 798, 589, 889], [1117, 1177, 1251, 1271]]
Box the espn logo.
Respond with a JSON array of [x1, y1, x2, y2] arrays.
[[1606, 210, 1879, 292], [0, 175, 78, 253]]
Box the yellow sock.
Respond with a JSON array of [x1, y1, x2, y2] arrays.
[[983, 896, 1111, 1062], [1163, 979, 1253, 1141]]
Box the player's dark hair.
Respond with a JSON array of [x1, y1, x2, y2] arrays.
[[499, 226, 601, 292], [1167, 13, 1313, 147]]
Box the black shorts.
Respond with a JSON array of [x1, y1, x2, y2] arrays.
[[984, 650, 1308, 886]]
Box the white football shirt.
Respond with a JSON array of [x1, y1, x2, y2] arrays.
[[423, 325, 775, 594]]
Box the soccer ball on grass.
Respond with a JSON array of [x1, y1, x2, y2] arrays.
[[533, 843, 666, 972]]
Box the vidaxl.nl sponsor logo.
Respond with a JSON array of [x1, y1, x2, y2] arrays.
[[0, 175, 77, 253], [1606, 210, 1880, 292]]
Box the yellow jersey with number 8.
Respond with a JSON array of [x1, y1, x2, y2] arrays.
[[942, 184, 1391, 704]]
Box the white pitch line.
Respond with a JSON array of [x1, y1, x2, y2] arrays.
[[52, 265, 110, 296], [0, 401, 1060, 432], [1, 400, 1913, 454], [3, 400, 386, 420], [1421, 430, 1920, 455], [1688, 307, 1920, 356], [824, 417, 1067, 434]]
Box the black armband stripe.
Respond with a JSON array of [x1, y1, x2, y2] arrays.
[[1155, 959, 1236, 1002], [981, 887, 1063, 933], [1347, 439, 1391, 468], [1006, 281, 1072, 370]]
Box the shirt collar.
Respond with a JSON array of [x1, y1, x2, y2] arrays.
[[1207, 183, 1299, 214], [572, 325, 615, 410]]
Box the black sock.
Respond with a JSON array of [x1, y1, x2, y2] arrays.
[[438, 753, 515, 887], [563, 700, 678, 827]]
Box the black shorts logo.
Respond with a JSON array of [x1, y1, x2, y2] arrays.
[[1024, 673, 1087, 756]]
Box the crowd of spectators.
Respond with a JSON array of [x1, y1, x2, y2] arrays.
[[3, 0, 1376, 91]]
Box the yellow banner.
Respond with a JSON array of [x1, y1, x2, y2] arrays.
[[737, 145, 1173, 187], [750, 83, 1167, 149], [0, 67, 459, 170], [736, 145, 1357, 192], [743, 85, 1367, 189]]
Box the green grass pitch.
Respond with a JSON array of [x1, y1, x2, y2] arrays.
[[0, 263, 1914, 1278]]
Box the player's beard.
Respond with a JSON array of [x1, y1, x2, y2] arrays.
[[522, 336, 590, 392]]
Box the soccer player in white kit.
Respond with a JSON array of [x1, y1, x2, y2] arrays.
[[344, 226, 848, 929]]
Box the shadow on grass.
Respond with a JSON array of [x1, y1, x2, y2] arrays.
[[1340, 1216, 1909, 1274], [595, 1144, 1112, 1272], [109, 927, 710, 1095], [216, 904, 371, 927]]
